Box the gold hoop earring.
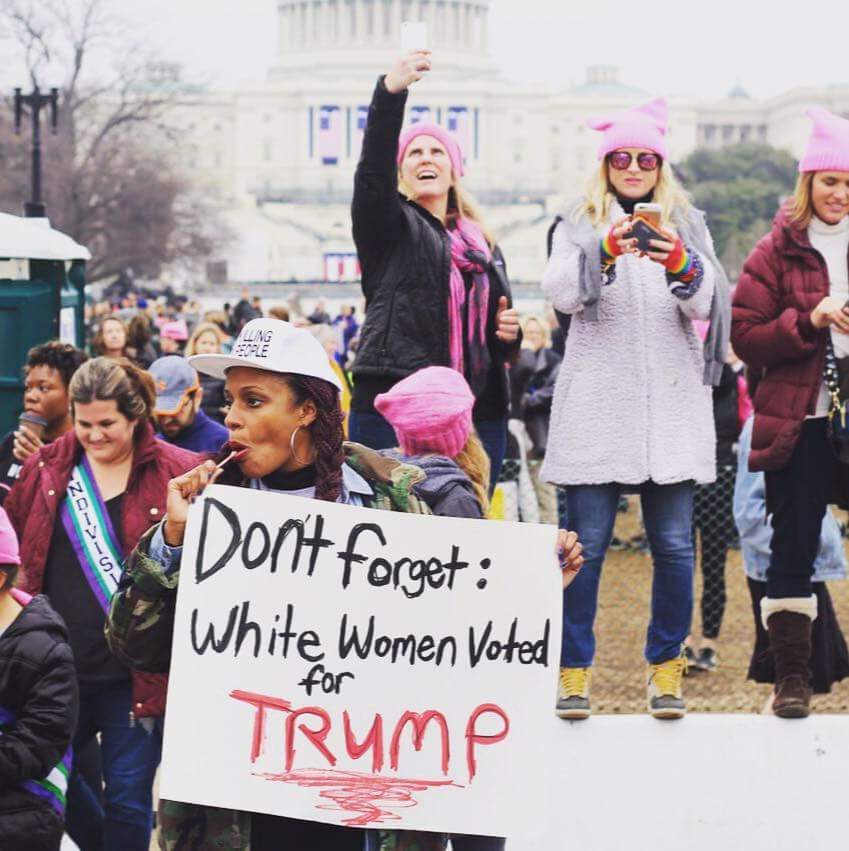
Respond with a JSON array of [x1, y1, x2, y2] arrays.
[[289, 424, 312, 467]]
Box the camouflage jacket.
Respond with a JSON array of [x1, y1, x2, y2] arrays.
[[105, 443, 443, 851]]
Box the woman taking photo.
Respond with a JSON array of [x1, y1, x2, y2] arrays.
[[542, 98, 730, 720], [732, 107, 849, 719], [6, 357, 199, 851], [349, 51, 521, 483]]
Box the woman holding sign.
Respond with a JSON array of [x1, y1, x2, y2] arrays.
[[349, 49, 521, 485], [541, 99, 730, 720], [6, 357, 200, 851], [105, 319, 583, 851]]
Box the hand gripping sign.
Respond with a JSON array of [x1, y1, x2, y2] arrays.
[[159, 484, 560, 836]]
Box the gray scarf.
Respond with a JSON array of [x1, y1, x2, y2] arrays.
[[554, 199, 730, 386]]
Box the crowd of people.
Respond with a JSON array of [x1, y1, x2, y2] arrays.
[[3, 47, 849, 851]]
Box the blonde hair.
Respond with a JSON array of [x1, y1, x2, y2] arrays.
[[185, 322, 224, 358], [398, 171, 495, 247], [69, 357, 155, 422], [521, 314, 552, 349], [788, 172, 815, 228], [574, 158, 695, 229], [453, 432, 491, 517]]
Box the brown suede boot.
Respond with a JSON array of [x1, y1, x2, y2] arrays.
[[767, 610, 813, 719]]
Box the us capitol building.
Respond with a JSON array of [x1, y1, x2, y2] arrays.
[[171, 0, 849, 284]]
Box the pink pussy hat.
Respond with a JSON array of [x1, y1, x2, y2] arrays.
[[397, 122, 465, 178], [161, 319, 189, 342], [799, 108, 849, 174], [587, 97, 669, 161], [374, 366, 474, 459], [0, 508, 21, 565]]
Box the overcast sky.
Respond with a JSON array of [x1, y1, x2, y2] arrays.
[[3, 0, 847, 98]]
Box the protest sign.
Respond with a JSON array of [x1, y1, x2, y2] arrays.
[[159, 484, 560, 836]]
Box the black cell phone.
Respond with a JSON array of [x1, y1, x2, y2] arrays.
[[625, 218, 665, 253]]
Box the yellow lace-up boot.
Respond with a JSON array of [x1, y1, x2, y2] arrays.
[[556, 667, 592, 720], [647, 651, 688, 719]]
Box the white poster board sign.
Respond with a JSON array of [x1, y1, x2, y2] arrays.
[[160, 484, 560, 836]]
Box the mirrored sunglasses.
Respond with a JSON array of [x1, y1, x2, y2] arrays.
[[607, 151, 662, 171]]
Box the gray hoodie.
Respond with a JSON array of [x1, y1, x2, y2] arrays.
[[380, 451, 482, 519]]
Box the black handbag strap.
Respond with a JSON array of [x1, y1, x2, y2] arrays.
[[824, 334, 843, 415]]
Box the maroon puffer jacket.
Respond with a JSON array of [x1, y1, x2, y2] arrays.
[[6, 422, 200, 717], [731, 204, 832, 472]]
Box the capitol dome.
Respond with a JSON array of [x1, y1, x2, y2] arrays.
[[270, 0, 495, 77]]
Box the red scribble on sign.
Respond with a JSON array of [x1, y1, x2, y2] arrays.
[[257, 767, 462, 827]]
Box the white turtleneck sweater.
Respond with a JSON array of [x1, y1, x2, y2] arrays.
[[808, 214, 849, 416]]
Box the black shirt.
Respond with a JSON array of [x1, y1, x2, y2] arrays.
[[43, 493, 128, 682]]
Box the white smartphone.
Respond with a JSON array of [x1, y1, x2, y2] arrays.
[[401, 21, 429, 53]]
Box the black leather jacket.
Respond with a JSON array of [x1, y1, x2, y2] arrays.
[[351, 77, 519, 418]]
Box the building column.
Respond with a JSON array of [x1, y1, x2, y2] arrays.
[[304, 0, 314, 47], [391, 0, 402, 39], [479, 1, 488, 51]]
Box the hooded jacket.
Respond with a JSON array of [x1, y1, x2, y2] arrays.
[[381, 450, 483, 518], [0, 591, 77, 851], [6, 421, 200, 717]]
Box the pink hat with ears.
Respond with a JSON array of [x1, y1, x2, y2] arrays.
[[161, 319, 189, 342], [0, 508, 21, 566], [397, 122, 465, 178], [374, 366, 474, 459], [799, 108, 849, 173], [587, 97, 669, 161]]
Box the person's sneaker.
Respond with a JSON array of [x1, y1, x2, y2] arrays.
[[647, 652, 687, 719], [556, 667, 592, 719], [683, 645, 699, 675], [695, 647, 718, 672]]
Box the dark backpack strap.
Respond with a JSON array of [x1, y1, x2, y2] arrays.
[[545, 215, 572, 340]]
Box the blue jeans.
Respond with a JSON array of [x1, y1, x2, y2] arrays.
[[65, 680, 162, 851], [473, 418, 507, 494], [560, 482, 695, 667]]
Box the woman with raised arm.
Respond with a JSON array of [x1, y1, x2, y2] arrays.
[[349, 51, 521, 485]]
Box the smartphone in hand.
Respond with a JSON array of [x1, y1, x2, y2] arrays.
[[626, 218, 666, 253], [401, 21, 428, 53]]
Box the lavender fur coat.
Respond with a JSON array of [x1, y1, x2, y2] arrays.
[[541, 200, 717, 487]]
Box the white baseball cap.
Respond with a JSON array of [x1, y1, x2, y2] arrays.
[[188, 318, 343, 391]]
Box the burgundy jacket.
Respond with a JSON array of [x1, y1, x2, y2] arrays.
[[731, 205, 832, 472], [6, 422, 199, 717]]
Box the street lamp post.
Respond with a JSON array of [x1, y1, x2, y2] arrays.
[[13, 86, 60, 218]]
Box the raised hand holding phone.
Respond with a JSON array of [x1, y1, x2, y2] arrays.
[[384, 49, 432, 94]]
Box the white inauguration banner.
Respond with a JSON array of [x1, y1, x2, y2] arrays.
[[159, 484, 560, 836]]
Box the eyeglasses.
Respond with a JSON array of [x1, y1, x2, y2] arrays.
[[607, 151, 662, 172]]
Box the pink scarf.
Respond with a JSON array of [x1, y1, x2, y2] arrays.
[[446, 218, 492, 395]]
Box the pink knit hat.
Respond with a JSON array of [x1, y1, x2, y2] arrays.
[[397, 122, 465, 178], [587, 97, 669, 161], [375, 366, 474, 459], [0, 508, 21, 566], [799, 108, 849, 173], [161, 319, 189, 342]]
